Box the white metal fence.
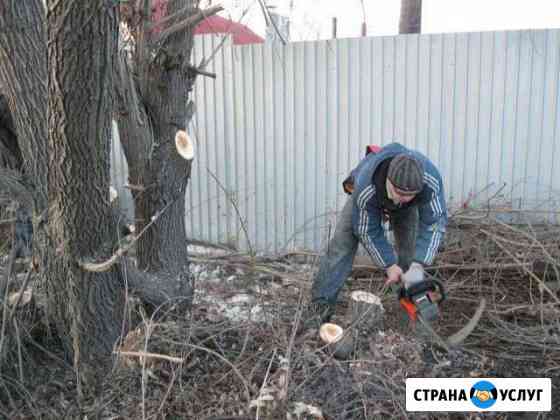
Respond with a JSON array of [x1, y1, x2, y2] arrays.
[[111, 29, 560, 253]]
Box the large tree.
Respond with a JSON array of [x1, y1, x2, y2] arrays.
[[0, 0, 219, 395], [112, 0, 219, 305]]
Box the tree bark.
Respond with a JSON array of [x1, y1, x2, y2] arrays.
[[0, 1, 48, 210], [0, 0, 126, 394], [399, 0, 422, 34], [45, 0, 125, 393], [114, 0, 219, 306], [0, 95, 23, 170]]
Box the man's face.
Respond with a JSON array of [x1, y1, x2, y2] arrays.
[[386, 179, 417, 204]]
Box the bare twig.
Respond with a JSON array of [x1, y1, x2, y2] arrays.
[[0, 242, 17, 363], [12, 318, 23, 382], [113, 350, 184, 364], [256, 0, 286, 45], [156, 370, 178, 418], [186, 342, 252, 406], [8, 267, 33, 322], [152, 5, 223, 45], [207, 169, 254, 257], [146, 4, 194, 31], [481, 229, 560, 305], [187, 64, 216, 79], [78, 198, 176, 272]]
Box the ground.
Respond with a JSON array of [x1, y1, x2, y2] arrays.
[[1, 216, 559, 419]]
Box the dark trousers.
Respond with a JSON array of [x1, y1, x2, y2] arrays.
[[311, 198, 419, 304]]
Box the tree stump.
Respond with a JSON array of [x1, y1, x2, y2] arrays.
[[319, 323, 354, 359], [349, 291, 384, 334]]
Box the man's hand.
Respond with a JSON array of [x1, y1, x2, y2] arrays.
[[384, 264, 403, 287]]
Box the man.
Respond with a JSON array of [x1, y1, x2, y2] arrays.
[[304, 142, 447, 329]]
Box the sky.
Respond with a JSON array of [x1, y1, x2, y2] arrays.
[[206, 0, 560, 41]]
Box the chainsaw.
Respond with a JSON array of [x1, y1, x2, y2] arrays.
[[398, 277, 445, 324], [397, 276, 487, 350]]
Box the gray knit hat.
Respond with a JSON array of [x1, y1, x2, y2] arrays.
[[387, 154, 424, 193]]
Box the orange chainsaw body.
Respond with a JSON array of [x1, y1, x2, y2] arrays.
[[399, 297, 418, 321], [399, 290, 443, 322]]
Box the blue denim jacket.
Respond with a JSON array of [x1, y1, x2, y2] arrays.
[[349, 143, 447, 268]]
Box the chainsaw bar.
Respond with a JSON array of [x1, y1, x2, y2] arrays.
[[416, 298, 486, 351]]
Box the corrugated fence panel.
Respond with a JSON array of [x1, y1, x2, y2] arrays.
[[544, 31, 560, 210], [111, 29, 560, 252], [231, 38, 247, 250]]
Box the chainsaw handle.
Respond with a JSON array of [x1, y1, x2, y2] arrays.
[[397, 276, 446, 304], [430, 278, 446, 304]]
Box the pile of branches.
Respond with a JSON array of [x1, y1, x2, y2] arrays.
[[436, 208, 560, 370]]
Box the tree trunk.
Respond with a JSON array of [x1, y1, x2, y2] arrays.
[[46, 1, 125, 393], [0, 2, 48, 233], [399, 0, 422, 34], [114, 0, 217, 307], [1, 0, 126, 395]]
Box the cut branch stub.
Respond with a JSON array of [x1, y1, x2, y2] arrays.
[[8, 288, 32, 307], [110, 185, 118, 203], [319, 322, 354, 359], [319, 322, 343, 343], [175, 130, 194, 160]]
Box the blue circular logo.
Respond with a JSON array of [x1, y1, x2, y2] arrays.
[[470, 380, 498, 409]]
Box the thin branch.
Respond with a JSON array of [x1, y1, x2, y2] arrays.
[[187, 64, 216, 79], [197, 31, 231, 69], [12, 318, 23, 383], [156, 370, 177, 417], [78, 199, 176, 272], [114, 350, 184, 364], [8, 267, 33, 322], [0, 241, 16, 362], [152, 5, 223, 45], [207, 169, 254, 256], [255, 348, 277, 419], [196, 4, 254, 71], [146, 4, 195, 31], [481, 229, 560, 305], [256, 0, 287, 44], [0, 240, 16, 302], [186, 342, 252, 406]]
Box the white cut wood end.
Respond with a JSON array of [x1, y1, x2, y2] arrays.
[[350, 290, 381, 305], [319, 322, 343, 344], [8, 289, 33, 307], [175, 130, 194, 160], [110, 186, 118, 203]]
